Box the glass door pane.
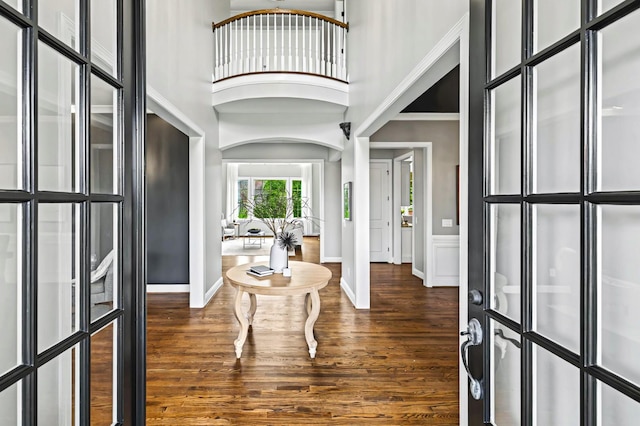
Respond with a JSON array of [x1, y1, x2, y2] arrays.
[[599, 205, 640, 386], [0, 380, 21, 425], [490, 320, 521, 425], [0, 17, 23, 190], [534, 344, 580, 425], [91, 322, 116, 424], [91, 0, 117, 75], [90, 75, 120, 195], [38, 0, 79, 51], [533, 204, 580, 352], [598, 0, 626, 16], [598, 10, 640, 192], [490, 77, 521, 195], [489, 203, 521, 322], [599, 380, 640, 425], [37, 203, 79, 352], [90, 202, 118, 321], [0, 203, 22, 375], [533, 0, 580, 53], [491, 0, 521, 78], [37, 345, 79, 425], [533, 44, 581, 194], [37, 42, 80, 193]]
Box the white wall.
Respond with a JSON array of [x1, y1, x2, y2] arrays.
[[146, 0, 229, 295], [323, 160, 342, 261], [341, 0, 467, 307], [345, 0, 468, 129], [219, 112, 344, 151]]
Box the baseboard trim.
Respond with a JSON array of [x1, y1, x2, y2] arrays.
[[147, 284, 189, 293], [412, 267, 425, 281], [321, 256, 342, 263], [204, 277, 223, 305], [340, 277, 357, 307]]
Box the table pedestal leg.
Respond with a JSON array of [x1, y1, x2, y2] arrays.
[[304, 289, 321, 358], [233, 289, 250, 358], [247, 293, 257, 326]]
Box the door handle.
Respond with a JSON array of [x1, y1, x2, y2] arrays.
[[460, 318, 484, 400]]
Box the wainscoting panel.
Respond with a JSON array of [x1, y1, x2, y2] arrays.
[[431, 235, 459, 286]]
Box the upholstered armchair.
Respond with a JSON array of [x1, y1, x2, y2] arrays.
[[221, 219, 236, 240], [91, 250, 114, 306], [288, 220, 304, 248]]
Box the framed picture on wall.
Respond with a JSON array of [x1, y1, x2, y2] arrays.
[[343, 182, 352, 220]]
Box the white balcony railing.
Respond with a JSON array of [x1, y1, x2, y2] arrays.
[[212, 9, 348, 83]]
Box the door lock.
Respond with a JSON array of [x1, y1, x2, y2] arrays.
[[468, 289, 483, 305], [460, 318, 484, 400]]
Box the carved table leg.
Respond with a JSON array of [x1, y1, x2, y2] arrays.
[[305, 293, 312, 316], [247, 293, 257, 327], [233, 289, 249, 359], [304, 288, 321, 358]]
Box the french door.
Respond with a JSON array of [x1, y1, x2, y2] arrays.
[[0, 0, 145, 423], [468, 0, 640, 424]]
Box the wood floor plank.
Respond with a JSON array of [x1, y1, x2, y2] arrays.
[[144, 237, 460, 424]]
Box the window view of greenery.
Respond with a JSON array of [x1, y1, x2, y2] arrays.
[[292, 180, 302, 218], [253, 179, 287, 218], [238, 179, 248, 219], [237, 178, 304, 219]]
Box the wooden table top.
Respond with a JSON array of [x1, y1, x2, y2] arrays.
[[225, 261, 332, 295]]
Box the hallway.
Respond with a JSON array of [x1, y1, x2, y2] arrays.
[[145, 238, 459, 424]]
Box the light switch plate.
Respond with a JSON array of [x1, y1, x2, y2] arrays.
[[442, 219, 453, 228]]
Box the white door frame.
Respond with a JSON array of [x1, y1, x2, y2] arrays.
[[369, 159, 393, 263], [146, 87, 209, 308], [221, 158, 327, 262], [351, 14, 470, 424], [372, 143, 433, 285]]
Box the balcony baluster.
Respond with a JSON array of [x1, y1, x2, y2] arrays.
[[212, 9, 349, 83]]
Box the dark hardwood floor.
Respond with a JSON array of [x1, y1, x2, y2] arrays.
[[145, 237, 460, 425]]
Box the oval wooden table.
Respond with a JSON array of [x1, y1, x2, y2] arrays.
[[225, 261, 332, 359]]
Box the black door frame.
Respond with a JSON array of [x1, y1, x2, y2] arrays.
[[468, 0, 488, 424], [122, 0, 147, 423], [0, 0, 146, 423], [468, 0, 640, 424]]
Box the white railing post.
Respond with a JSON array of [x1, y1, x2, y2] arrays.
[[225, 23, 229, 78], [342, 26, 347, 81], [288, 13, 292, 72], [320, 19, 325, 77], [332, 24, 337, 78], [302, 16, 306, 72], [213, 29, 218, 81], [272, 12, 277, 70], [244, 17, 248, 73], [315, 18, 319, 75], [295, 14, 299, 72], [266, 12, 270, 71], [253, 15, 257, 72], [281, 12, 285, 70]]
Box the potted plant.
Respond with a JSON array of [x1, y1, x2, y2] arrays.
[[239, 183, 316, 272]]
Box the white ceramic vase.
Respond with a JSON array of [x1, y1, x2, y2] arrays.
[[269, 239, 288, 273]]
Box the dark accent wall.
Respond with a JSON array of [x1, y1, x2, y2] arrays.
[[402, 65, 460, 113], [147, 114, 189, 284]]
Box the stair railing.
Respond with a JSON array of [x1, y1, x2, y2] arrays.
[[213, 9, 348, 83]]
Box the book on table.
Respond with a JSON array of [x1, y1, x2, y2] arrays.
[[247, 265, 274, 277]]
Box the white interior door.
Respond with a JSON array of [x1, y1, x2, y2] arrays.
[[369, 160, 391, 262]]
